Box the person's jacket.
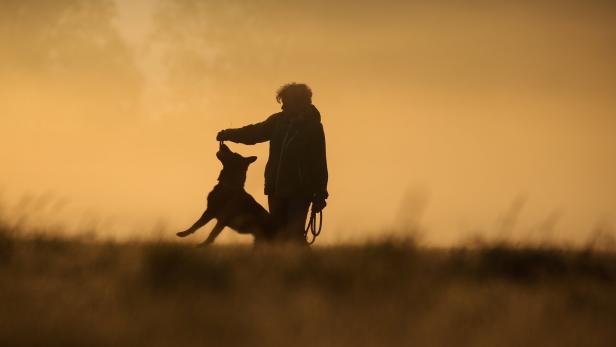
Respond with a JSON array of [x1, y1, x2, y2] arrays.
[[223, 104, 328, 201]]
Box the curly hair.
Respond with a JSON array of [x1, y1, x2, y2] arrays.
[[276, 83, 312, 106]]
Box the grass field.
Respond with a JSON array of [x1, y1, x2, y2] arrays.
[[1, 223, 615, 347]]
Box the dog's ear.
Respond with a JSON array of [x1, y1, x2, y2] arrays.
[[245, 156, 257, 164]]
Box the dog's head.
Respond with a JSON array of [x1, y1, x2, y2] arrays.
[[216, 143, 257, 170]]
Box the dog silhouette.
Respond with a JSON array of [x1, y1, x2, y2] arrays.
[[177, 143, 273, 246]]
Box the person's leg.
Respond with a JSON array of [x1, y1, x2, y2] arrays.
[[268, 195, 311, 244], [268, 195, 288, 242], [286, 197, 311, 245]]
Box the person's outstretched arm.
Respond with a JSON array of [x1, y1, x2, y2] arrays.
[[217, 115, 277, 145]]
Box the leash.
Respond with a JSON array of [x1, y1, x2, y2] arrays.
[[305, 208, 323, 245]]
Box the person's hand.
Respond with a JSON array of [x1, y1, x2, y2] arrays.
[[312, 198, 327, 213], [216, 129, 231, 141]]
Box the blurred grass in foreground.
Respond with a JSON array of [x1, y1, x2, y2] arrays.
[[0, 224, 615, 347]]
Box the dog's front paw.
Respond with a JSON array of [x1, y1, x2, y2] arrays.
[[176, 230, 193, 238]]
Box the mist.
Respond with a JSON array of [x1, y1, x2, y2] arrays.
[[1, 0, 615, 245]]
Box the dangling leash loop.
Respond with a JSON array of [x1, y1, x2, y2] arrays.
[[305, 208, 323, 245]]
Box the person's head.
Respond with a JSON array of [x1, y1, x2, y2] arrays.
[[276, 83, 312, 111]]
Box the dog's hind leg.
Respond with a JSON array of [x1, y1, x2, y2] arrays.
[[177, 210, 214, 237], [198, 220, 226, 247]]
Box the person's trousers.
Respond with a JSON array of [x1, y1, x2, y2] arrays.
[[268, 195, 311, 244]]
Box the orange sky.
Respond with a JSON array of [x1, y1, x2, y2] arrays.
[[1, 0, 615, 245]]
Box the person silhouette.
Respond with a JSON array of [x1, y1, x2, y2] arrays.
[[216, 83, 328, 245]]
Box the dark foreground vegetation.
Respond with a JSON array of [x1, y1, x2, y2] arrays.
[[0, 227, 615, 346]]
